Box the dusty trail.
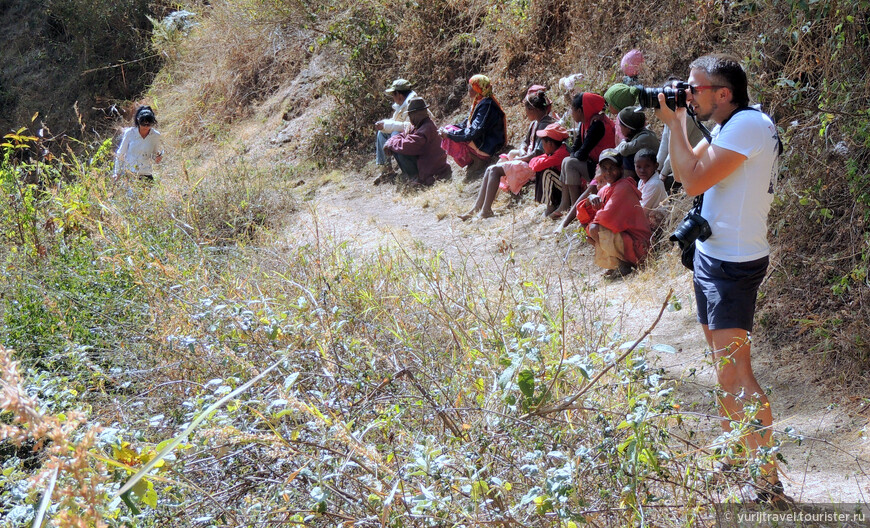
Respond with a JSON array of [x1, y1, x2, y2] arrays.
[[283, 170, 870, 504]]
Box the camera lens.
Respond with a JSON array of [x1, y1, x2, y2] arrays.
[[637, 85, 688, 110], [637, 86, 662, 109]]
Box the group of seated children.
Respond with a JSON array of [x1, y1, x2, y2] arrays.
[[374, 51, 690, 277]]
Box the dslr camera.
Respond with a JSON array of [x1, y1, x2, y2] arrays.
[[636, 82, 690, 110], [669, 211, 711, 248]]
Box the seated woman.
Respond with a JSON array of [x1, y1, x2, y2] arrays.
[[383, 97, 451, 186], [544, 92, 616, 218], [585, 149, 652, 278], [457, 84, 553, 201], [459, 123, 569, 220], [439, 74, 507, 179], [506, 85, 555, 162], [614, 107, 660, 182]]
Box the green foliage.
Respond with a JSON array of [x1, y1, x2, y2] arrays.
[[313, 3, 400, 152], [749, 0, 870, 371]]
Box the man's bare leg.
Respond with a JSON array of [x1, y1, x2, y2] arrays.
[[705, 325, 778, 485]]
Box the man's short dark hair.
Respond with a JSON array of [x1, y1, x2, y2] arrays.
[[689, 54, 750, 108]]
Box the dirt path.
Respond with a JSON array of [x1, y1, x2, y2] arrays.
[[283, 169, 870, 504]]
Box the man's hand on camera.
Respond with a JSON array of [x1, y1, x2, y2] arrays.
[[653, 93, 686, 128]]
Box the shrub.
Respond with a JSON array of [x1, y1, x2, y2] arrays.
[[162, 157, 300, 243]]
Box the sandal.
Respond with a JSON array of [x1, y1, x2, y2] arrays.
[[743, 480, 793, 510]]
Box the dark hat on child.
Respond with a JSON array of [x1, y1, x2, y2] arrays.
[[406, 97, 429, 113], [385, 79, 413, 94], [536, 123, 569, 141], [617, 107, 645, 131]]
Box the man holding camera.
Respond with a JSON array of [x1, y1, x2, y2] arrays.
[[655, 54, 783, 502]]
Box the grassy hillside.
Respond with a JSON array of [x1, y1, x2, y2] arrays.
[[0, 0, 164, 137]]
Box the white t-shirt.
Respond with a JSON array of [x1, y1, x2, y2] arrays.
[[114, 127, 163, 176], [381, 90, 419, 134], [638, 172, 667, 210], [697, 109, 779, 262]]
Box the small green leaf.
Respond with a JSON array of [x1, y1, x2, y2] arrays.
[[130, 478, 149, 499], [518, 369, 535, 398], [142, 488, 158, 508], [652, 344, 677, 354]]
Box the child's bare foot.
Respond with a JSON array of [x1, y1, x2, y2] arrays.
[[458, 210, 478, 221], [478, 209, 494, 219], [547, 210, 564, 220]]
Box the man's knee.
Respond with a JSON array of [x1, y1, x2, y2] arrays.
[[715, 364, 748, 396]]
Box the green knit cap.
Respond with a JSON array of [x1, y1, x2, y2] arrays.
[[604, 83, 639, 111]]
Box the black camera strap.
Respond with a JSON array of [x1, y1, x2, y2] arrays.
[[687, 107, 713, 144], [691, 193, 704, 215]]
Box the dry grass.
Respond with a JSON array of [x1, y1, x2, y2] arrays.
[[1, 346, 107, 526], [150, 0, 311, 146]]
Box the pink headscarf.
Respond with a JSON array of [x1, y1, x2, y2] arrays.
[[620, 49, 644, 77]]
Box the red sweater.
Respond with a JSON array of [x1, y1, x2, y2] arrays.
[[528, 144, 569, 173], [592, 177, 652, 265]]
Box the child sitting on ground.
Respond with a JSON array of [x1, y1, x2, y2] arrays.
[[460, 123, 569, 220], [585, 149, 652, 278], [615, 107, 659, 182], [490, 86, 556, 188], [634, 148, 668, 230]]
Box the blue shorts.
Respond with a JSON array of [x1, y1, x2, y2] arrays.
[[693, 251, 769, 332]]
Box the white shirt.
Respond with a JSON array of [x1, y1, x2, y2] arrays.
[[697, 109, 779, 262], [638, 172, 667, 210], [380, 91, 418, 134], [114, 127, 163, 176]]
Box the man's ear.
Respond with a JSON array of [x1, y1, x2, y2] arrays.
[[718, 86, 734, 105]]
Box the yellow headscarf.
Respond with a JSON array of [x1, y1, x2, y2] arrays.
[[467, 74, 507, 141]]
